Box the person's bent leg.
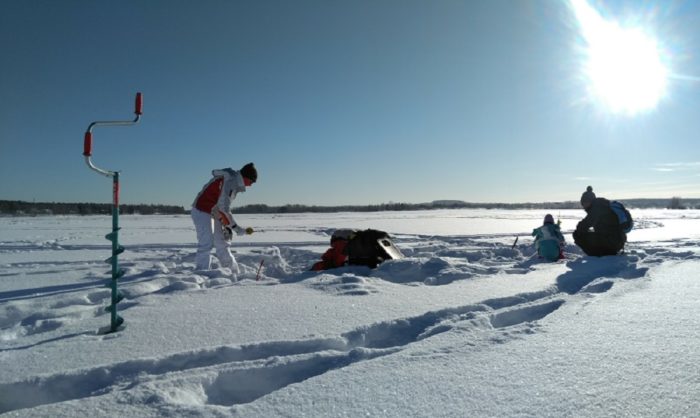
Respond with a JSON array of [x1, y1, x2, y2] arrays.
[[605, 233, 626, 256], [213, 218, 239, 274], [574, 230, 606, 256], [573, 229, 593, 256], [191, 209, 214, 270], [578, 231, 622, 256]]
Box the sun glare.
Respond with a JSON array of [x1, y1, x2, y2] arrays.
[[569, 0, 669, 115]]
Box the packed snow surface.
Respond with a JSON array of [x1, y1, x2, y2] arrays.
[[1, 209, 699, 417]]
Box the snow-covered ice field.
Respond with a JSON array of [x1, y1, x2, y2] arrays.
[[1, 209, 699, 417]]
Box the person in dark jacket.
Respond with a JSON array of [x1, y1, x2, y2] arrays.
[[573, 186, 626, 256]]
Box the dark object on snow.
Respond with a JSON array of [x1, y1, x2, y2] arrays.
[[574, 188, 630, 256], [347, 229, 403, 268], [311, 229, 403, 271]]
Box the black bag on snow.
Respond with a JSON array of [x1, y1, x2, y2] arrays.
[[346, 229, 403, 268]]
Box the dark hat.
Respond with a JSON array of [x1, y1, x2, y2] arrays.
[[240, 162, 257, 183], [580, 186, 596, 206], [544, 214, 554, 224]]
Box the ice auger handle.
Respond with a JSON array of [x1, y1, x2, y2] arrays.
[[135, 92, 143, 115], [83, 132, 93, 157], [83, 92, 143, 177]]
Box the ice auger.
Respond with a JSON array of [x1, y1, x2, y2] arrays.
[[83, 93, 143, 333]]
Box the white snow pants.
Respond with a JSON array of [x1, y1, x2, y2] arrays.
[[191, 207, 238, 272]]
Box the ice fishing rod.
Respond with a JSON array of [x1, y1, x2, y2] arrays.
[[255, 259, 265, 281], [82, 92, 143, 334]]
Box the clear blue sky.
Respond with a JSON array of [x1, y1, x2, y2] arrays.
[[2, 0, 700, 207]]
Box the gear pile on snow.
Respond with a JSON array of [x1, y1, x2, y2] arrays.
[[311, 229, 404, 271]]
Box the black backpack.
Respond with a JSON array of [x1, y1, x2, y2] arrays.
[[346, 229, 403, 268]]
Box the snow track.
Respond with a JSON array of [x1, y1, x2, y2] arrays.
[[1, 290, 572, 413]]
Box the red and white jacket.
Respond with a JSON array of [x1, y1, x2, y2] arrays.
[[192, 168, 246, 227]]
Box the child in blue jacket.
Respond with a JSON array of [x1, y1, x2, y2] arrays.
[[532, 214, 565, 261]]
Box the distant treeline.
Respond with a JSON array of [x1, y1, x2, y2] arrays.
[[0, 200, 187, 216], [232, 202, 578, 214], [234, 197, 700, 213], [1, 197, 697, 216]]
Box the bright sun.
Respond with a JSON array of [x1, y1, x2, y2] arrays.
[[570, 0, 669, 115]]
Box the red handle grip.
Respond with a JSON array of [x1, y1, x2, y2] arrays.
[[135, 92, 143, 115], [83, 132, 93, 156]]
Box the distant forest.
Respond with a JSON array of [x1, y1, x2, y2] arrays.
[[0, 200, 188, 216], [1, 197, 697, 216], [234, 197, 699, 213]]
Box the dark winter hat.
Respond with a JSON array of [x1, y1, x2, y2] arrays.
[[240, 162, 257, 183], [544, 214, 554, 224], [580, 186, 596, 206]]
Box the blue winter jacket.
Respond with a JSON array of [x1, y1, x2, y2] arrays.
[[532, 223, 565, 262]]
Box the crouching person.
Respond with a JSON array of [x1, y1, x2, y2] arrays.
[[311, 229, 353, 271], [573, 186, 629, 256], [311, 229, 403, 271], [532, 214, 565, 261]]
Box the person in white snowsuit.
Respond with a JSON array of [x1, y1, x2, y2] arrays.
[[191, 163, 257, 272], [532, 214, 565, 262]]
